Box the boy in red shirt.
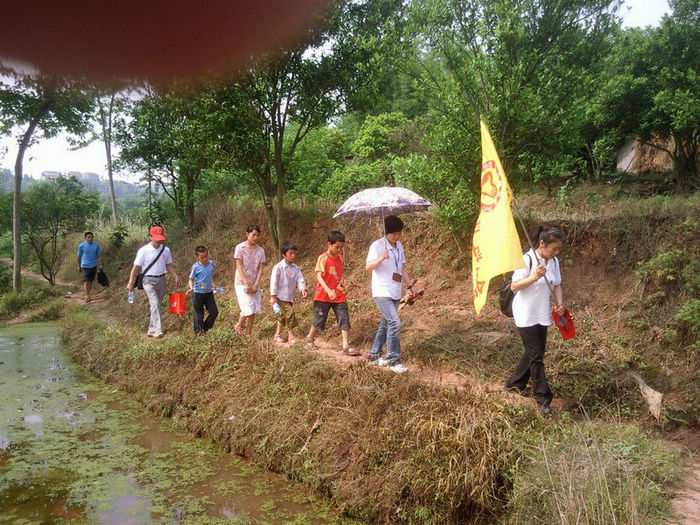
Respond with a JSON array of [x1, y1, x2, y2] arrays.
[[304, 231, 359, 355]]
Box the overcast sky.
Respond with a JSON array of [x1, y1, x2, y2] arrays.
[[0, 0, 673, 182]]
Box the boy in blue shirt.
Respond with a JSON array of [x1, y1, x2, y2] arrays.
[[77, 231, 103, 303], [186, 245, 219, 334]]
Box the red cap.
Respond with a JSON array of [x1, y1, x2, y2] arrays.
[[149, 226, 166, 241]]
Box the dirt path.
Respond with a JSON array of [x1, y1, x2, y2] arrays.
[[670, 462, 700, 525], [0, 258, 118, 325], [275, 332, 518, 398]]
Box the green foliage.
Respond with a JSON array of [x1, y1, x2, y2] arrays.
[[0, 264, 11, 294], [125, 195, 175, 228], [410, 0, 619, 185], [319, 162, 385, 201], [287, 126, 348, 199], [0, 284, 61, 319], [109, 223, 129, 249], [593, 2, 700, 188], [28, 298, 65, 321], [637, 249, 685, 290], [352, 112, 411, 162], [674, 299, 700, 338]]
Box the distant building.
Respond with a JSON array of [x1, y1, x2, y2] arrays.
[[67, 171, 102, 185], [83, 172, 101, 184], [40, 170, 62, 181]]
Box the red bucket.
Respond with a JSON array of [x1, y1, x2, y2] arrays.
[[169, 293, 186, 315]]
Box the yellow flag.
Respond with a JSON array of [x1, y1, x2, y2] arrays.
[[472, 118, 524, 316]]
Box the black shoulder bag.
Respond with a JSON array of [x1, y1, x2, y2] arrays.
[[499, 253, 532, 317], [134, 245, 165, 290]]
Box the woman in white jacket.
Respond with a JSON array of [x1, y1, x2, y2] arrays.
[[504, 224, 566, 416]]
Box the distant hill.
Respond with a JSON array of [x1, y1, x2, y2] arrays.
[[0, 168, 143, 198]]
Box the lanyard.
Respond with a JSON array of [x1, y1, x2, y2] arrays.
[[390, 244, 401, 273]]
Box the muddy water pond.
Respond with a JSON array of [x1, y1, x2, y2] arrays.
[[0, 323, 359, 524]]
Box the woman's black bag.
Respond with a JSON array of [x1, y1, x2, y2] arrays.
[[97, 268, 110, 287], [134, 245, 165, 289], [499, 253, 532, 317]]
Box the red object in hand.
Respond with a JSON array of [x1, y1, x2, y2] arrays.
[[551, 308, 575, 340], [169, 293, 187, 315], [407, 287, 426, 305]]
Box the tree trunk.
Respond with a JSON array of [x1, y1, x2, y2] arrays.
[[100, 94, 119, 225], [274, 154, 285, 254], [13, 100, 52, 292], [147, 174, 153, 222]]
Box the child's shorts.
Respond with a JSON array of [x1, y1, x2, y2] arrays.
[[312, 300, 350, 331], [277, 300, 298, 330]]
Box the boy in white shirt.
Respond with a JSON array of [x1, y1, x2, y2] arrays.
[[269, 241, 307, 344]]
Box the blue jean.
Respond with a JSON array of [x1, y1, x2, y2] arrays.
[[370, 297, 401, 365]]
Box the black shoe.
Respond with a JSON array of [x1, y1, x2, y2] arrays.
[[538, 403, 552, 416]]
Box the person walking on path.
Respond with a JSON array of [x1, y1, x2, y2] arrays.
[[77, 231, 103, 303], [126, 226, 181, 338], [186, 245, 219, 334], [270, 241, 307, 344], [304, 230, 358, 356], [365, 216, 416, 373], [504, 224, 566, 416], [233, 224, 266, 336]]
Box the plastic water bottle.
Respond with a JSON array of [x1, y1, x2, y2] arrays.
[[128, 290, 134, 304], [272, 302, 281, 315]]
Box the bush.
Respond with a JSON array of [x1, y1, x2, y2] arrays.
[[0, 284, 62, 319], [505, 419, 681, 525], [636, 249, 685, 291], [392, 154, 478, 235], [109, 223, 130, 249], [674, 299, 700, 339], [29, 298, 66, 322], [318, 162, 384, 201], [0, 264, 11, 294]]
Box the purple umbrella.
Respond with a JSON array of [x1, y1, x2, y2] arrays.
[[333, 186, 432, 238]]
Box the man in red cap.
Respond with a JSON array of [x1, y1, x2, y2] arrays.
[[126, 226, 181, 338]]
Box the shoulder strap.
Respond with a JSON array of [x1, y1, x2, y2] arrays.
[[142, 245, 166, 275], [525, 252, 532, 272]]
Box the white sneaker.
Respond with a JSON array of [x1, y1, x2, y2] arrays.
[[388, 363, 408, 373], [377, 358, 388, 366]]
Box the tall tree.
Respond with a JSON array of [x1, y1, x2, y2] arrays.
[[92, 90, 131, 225], [118, 86, 211, 229], [0, 71, 93, 291], [591, 1, 699, 189], [21, 177, 99, 285], [408, 0, 621, 184], [238, 0, 408, 249]]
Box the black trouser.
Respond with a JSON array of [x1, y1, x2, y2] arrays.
[[193, 292, 218, 333], [505, 324, 553, 406]]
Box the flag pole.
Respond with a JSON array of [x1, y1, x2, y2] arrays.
[[510, 198, 554, 294]]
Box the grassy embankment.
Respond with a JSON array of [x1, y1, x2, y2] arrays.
[[58, 185, 697, 523], [0, 276, 70, 322]]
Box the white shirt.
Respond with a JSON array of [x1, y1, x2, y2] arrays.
[[366, 237, 406, 300], [512, 249, 561, 328], [133, 243, 173, 276]]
